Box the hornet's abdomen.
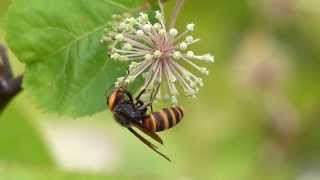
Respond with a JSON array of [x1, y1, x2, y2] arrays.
[[142, 106, 184, 132]]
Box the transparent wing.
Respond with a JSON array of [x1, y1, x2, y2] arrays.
[[127, 127, 171, 162], [132, 122, 163, 144]]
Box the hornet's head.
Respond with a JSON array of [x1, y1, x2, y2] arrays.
[[107, 86, 127, 111]]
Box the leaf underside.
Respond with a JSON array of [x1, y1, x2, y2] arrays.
[[6, 0, 146, 116]]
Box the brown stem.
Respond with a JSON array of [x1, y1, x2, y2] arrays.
[[169, 0, 185, 29], [158, 0, 166, 25]]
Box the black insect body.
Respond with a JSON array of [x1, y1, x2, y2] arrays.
[[107, 86, 184, 161], [108, 87, 148, 127]]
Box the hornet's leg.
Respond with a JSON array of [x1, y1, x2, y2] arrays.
[[136, 88, 146, 102], [136, 100, 145, 108], [135, 88, 146, 108], [122, 89, 134, 102], [148, 83, 161, 112]]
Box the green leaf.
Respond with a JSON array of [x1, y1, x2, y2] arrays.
[[6, 0, 145, 117]]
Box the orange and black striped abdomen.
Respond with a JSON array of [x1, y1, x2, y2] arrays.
[[142, 106, 184, 132]]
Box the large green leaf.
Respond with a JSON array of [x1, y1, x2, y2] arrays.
[[6, 0, 145, 117]]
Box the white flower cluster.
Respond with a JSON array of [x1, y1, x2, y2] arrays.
[[101, 10, 214, 104]]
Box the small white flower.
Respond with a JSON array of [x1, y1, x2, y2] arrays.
[[115, 34, 124, 41], [139, 12, 148, 20], [187, 23, 195, 31], [143, 24, 152, 32], [169, 28, 178, 36], [185, 36, 194, 43], [202, 54, 215, 63], [158, 29, 166, 36], [199, 67, 209, 75], [155, 11, 162, 19], [153, 50, 162, 58], [179, 42, 188, 50], [173, 51, 182, 59], [101, 1, 214, 104], [111, 53, 120, 60], [145, 54, 153, 61], [136, 30, 144, 36], [187, 51, 195, 58], [123, 43, 132, 50], [153, 23, 162, 29]]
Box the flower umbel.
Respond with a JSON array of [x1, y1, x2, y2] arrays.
[[101, 1, 214, 104]]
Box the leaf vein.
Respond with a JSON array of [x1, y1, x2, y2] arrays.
[[40, 0, 133, 60], [41, 24, 107, 60], [103, 0, 130, 10]]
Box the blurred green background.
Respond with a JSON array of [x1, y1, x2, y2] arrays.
[[1, 0, 320, 179]]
